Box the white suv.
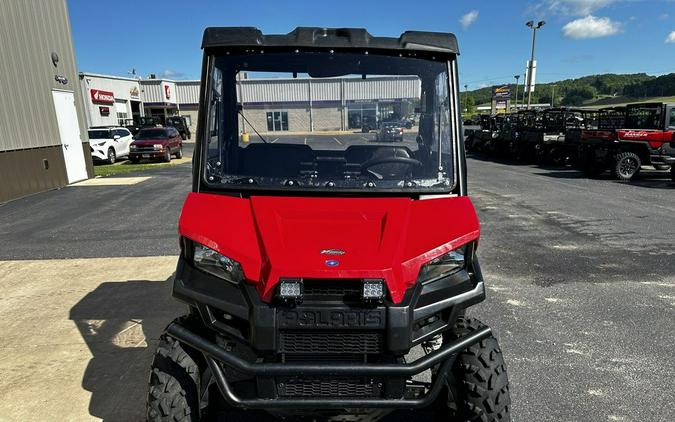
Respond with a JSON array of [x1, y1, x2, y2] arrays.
[[88, 126, 133, 164]]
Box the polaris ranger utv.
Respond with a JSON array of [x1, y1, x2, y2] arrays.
[[147, 27, 511, 422], [575, 103, 675, 180]]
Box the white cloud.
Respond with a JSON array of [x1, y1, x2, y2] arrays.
[[159, 69, 186, 79], [666, 31, 675, 43], [562, 15, 621, 39], [545, 0, 615, 16], [460, 10, 479, 30], [660, 13, 670, 20]]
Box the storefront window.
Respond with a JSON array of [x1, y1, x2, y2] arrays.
[[266, 111, 289, 131]]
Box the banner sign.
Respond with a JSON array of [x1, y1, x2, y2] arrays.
[[492, 86, 511, 99]]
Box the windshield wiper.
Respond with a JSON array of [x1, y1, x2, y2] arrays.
[[238, 110, 268, 144]]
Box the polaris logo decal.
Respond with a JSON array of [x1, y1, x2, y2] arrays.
[[325, 259, 340, 267], [320, 249, 345, 255]]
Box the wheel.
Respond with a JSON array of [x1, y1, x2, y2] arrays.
[[434, 317, 511, 422], [175, 146, 184, 159], [107, 148, 116, 164], [147, 335, 200, 422], [671, 166, 675, 181], [163, 148, 172, 163], [181, 133, 187, 140], [654, 164, 671, 171], [612, 151, 641, 181]]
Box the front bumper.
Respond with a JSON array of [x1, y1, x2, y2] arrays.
[[129, 150, 164, 159], [90, 147, 107, 161], [169, 254, 487, 408], [167, 320, 491, 409]]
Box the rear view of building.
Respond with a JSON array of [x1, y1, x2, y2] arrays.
[[0, 0, 93, 203]]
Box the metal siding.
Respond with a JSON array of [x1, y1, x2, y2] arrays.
[[238, 77, 419, 104], [176, 81, 200, 105], [0, 0, 87, 152], [141, 81, 164, 103]]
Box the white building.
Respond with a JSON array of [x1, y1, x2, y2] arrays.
[[79, 73, 200, 134]]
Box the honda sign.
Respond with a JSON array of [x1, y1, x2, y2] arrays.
[[90, 89, 115, 104]]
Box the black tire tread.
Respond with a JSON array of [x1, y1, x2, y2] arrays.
[[450, 317, 511, 422], [612, 151, 641, 181], [147, 335, 200, 422]]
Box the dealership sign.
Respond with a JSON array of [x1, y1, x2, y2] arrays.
[[492, 86, 511, 99], [90, 89, 115, 104], [164, 85, 171, 100]]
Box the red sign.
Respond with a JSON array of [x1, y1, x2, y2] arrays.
[[90, 89, 115, 104], [99, 106, 110, 116], [164, 85, 171, 100]]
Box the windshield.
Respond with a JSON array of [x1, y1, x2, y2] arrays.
[[88, 130, 110, 139], [136, 129, 168, 139], [203, 51, 455, 193], [625, 105, 662, 129]]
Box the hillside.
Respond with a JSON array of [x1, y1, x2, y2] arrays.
[[465, 73, 675, 110]]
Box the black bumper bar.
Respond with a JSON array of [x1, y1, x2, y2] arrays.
[[166, 321, 492, 408]]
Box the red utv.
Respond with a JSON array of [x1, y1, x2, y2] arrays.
[[577, 103, 675, 180], [573, 107, 625, 176], [147, 27, 511, 422]]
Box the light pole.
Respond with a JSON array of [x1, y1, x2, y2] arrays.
[[513, 75, 520, 111], [464, 84, 468, 114], [525, 20, 545, 109]]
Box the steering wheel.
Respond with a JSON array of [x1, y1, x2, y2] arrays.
[[361, 156, 423, 179]]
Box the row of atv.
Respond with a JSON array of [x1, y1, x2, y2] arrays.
[[465, 103, 675, 181]]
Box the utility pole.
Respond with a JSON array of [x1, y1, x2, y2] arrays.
[[513, 75, 520, 111], [464, 84, 468, 113], [525, 20, 545, 109]]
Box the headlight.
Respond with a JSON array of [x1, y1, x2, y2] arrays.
[[193, 243, 244, 284], [130, 145, 137, 151], [417, 245, 467, 283], [153, 144, 164, 150]]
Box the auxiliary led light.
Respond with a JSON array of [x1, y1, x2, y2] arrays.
[[279, 279, 303, 300], [362, 279, 385, 300]]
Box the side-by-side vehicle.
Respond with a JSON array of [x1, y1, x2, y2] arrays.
[[147, 27, 511, 422]]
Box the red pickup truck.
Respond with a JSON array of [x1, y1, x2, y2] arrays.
[[129, 127, 184, 163]]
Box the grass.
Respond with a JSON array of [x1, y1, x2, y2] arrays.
[[93, 161, 178, 177]]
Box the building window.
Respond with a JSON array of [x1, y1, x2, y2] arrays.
[[266, 111, 289, 131], [117, 112, 128, 126]]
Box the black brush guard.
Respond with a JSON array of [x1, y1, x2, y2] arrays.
[[166, 321, 491, 409]]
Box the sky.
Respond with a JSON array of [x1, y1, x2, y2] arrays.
[[68, 0, 675, 90]]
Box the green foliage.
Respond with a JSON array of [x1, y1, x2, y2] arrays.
[[464, 73, 670, 107]]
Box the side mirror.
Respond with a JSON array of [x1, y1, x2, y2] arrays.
[[113, 135, 121, 140]]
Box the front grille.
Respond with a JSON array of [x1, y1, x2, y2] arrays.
[[279, 331, 383, 354], [303, 279, 362, 299], [134, 146, 156, 152], [278, 378, 378, 397]]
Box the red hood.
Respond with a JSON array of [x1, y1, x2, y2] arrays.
[[132, 138, 169, 146], [179, 193, 480, 303]]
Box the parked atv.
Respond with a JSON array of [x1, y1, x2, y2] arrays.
[[147, 27, 511, 422]]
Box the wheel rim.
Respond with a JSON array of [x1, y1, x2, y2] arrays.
[[620, 157, 638, 177], [108, 150, 114, 163]]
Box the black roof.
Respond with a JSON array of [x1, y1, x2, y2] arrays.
[[202, 27, 459, 54]]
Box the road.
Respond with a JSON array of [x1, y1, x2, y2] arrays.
[[0, 149, 673, 421]]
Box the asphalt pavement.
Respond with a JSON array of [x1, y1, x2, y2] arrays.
[[0, 147, 673, 421]]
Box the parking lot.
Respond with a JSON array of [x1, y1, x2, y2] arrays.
[[0, 150, 674, 421]]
